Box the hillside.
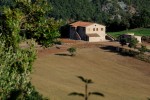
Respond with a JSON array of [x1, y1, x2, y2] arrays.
[[32, 47, 150, 100], [1, 0, 150, 32], [48, 0, 150, 31]]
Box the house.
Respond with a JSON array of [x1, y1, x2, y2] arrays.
[[118, 33, 141, 43], [69, 21, 106, 42]]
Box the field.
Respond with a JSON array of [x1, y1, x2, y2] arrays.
[[31, 45, 150, 100], [107, 28, 150, 38]]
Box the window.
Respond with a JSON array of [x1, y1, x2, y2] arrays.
[[96, 28, 98, 31], [93, 28, 95, 31], [101, 28, 103, 31]]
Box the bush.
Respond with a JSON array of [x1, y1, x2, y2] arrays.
[[67, 47, 76, 56], [135, 54, 150, 63], [0, 39, 47, 100], [138, 45, 148, 54], [142, 36, 150, 43], [128, 37, 138, 48], [120, 48, 139, 56], [119, 38, 127, 46]]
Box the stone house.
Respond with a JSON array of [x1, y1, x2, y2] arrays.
[[69, 21, 106, 42]]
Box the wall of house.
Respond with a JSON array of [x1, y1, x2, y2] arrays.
[[86, 24, 105, 34], [69, 23, 107, 42], [134, 36, 141, 43], [86, 24, 106, 41], [88, 37, 101, 42], [77, 27, 87, 40], [69, 26, 87, 40], [69, 26, 76, 39]]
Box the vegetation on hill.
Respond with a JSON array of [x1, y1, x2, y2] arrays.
[[48, 0, 150, 32], [1, 0, 150, 32], [107, 28, 150, 38]]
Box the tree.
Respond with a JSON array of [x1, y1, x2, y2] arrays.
[[0, 0, 56, 99], [128, 37, 138, 49], [67, 47, 76, 56], [0, 0, 61, 48], [140, 9, 150, 28], [46, 0, 150, 31], [0, 38, 47, 99], [69, 76, 104, 100]]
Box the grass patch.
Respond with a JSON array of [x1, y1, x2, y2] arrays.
[[107, 28, 150, 38]]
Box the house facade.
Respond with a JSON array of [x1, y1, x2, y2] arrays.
[[69, 21, 106, 42]]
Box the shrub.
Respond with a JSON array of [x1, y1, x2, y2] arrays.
[[67, 47, 76, 56], [128, 37, 138, 48], [138, 45, 148, 54], [142, 36, 150, 43], [120, 48, 139, 56], [119, 38, 127, 46]]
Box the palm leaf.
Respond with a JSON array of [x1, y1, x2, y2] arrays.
[[69, 92, 84, 97], [87, 79, 94, 84], [77, 76, 86, 83], [88, 92, 104, 97]]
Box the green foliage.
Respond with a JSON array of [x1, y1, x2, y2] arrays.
[[67, 47, 76, 56], [108, 28, 150, 38], [120, 48, 139, 57], [138, 45, 148, 54], [48, 0, 150, 31], [0, 0, 61, 48], [1, 0, 150, 31], [0, 0, 51, 99], [135, 54, 150, 63], [0, 39, 46, 99], [128, 37, 138, 48], [0, 7, 23, 48], [69, 76, 104, 100], [119, 38, 127, 46]]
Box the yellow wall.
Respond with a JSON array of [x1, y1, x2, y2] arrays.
[[86, 23, 106, 41]]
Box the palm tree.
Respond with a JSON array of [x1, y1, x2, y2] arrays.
[[69, 76, 104, 100]]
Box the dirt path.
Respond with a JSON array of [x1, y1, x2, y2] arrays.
[[32, 46, 150, 100]]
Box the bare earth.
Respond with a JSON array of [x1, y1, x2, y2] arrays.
[[32, 46, 150, 100]]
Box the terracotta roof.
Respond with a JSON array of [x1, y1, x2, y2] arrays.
[[70, 21, 94, 27], [87, 33, 100, 37]]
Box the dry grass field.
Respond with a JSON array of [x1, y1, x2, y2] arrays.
[[32, 47, 150, 100]]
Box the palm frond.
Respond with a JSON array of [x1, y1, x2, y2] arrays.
[[87, 79, 94, 84], [69, 92, 84, 97], [77, 76, 86, 83], [88, 92, 104, 97]]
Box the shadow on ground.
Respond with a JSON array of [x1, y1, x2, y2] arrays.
[[100, 46, 118, 53], [55, 53, 71, 56], [100, 46, 137, 57]]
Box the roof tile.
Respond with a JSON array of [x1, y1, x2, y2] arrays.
[[70, 21, 94, 27]]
